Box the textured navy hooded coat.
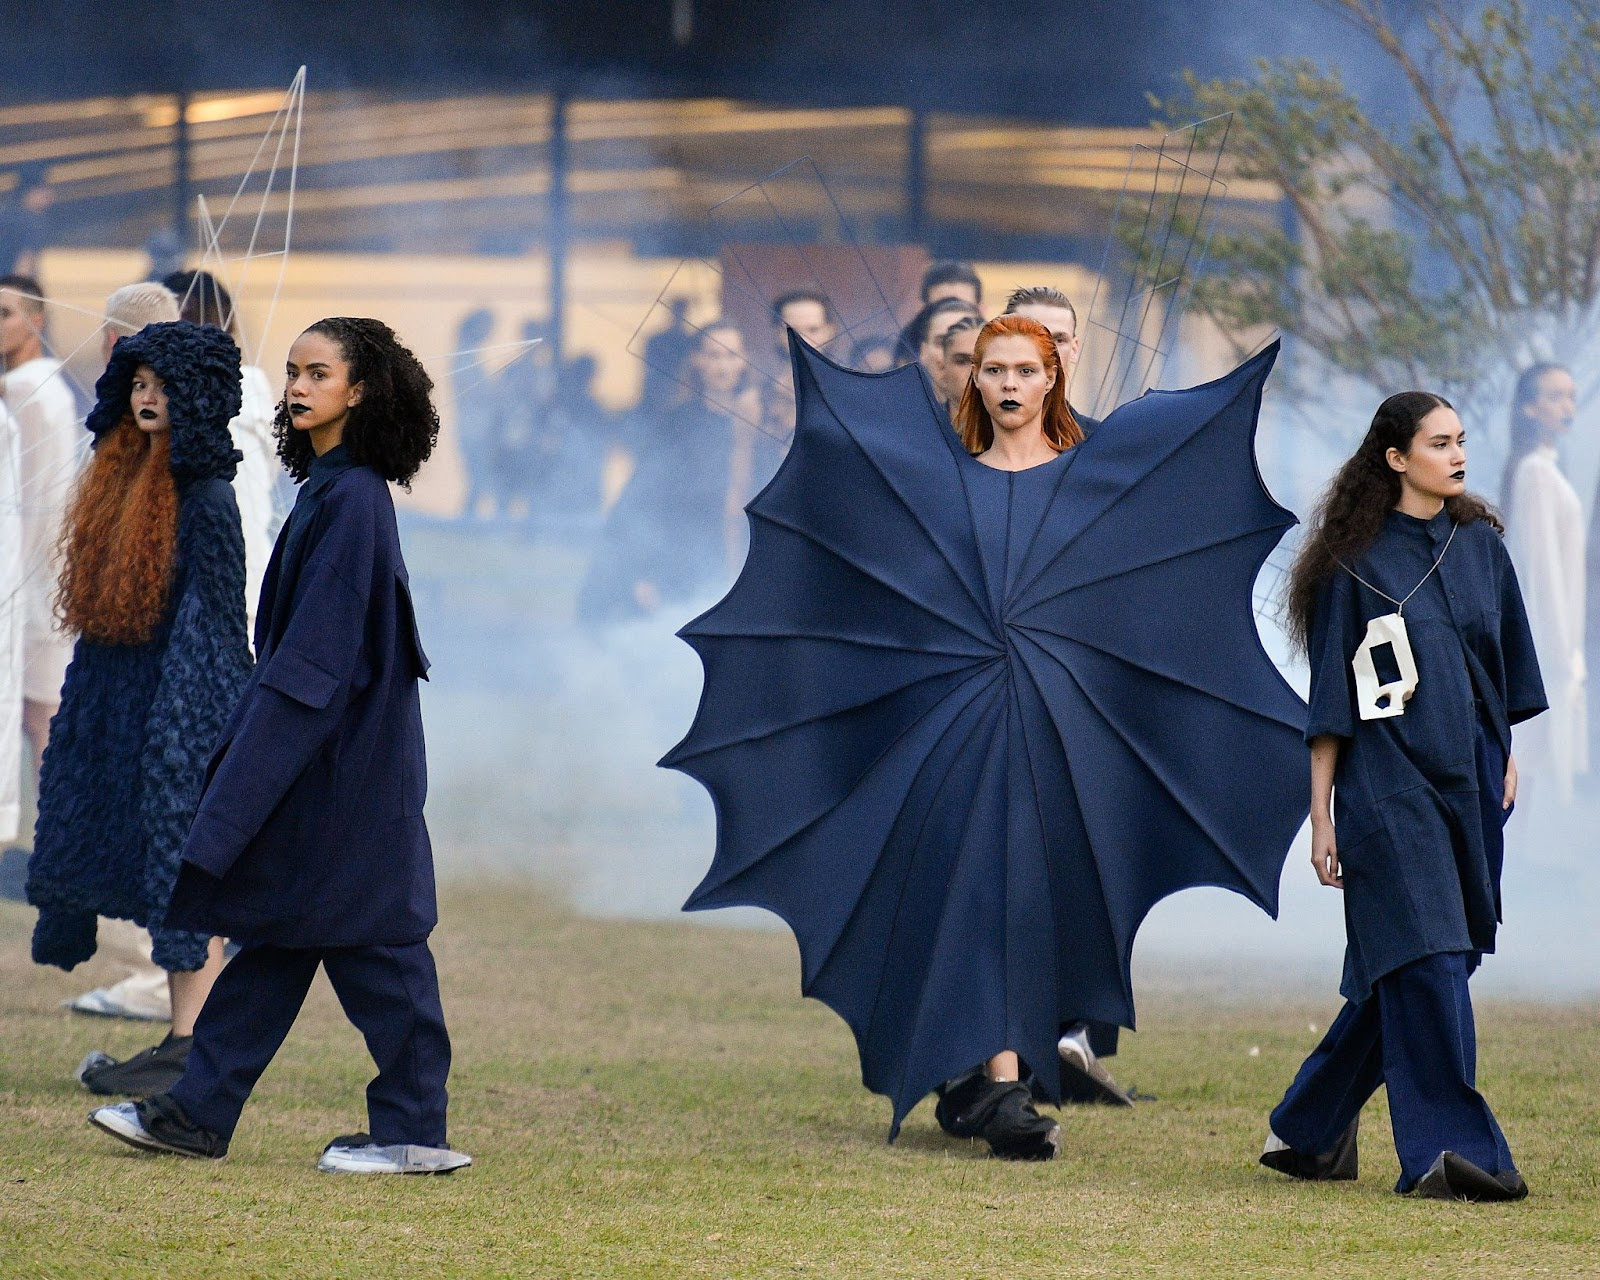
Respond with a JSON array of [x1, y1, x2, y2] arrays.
[[1306, 509, 1546, 1001], [28, 321, 251, 972], [163, 443, 437, 947]]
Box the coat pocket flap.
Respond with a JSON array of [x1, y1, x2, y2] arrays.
[[259, 644, 342, 709], [396, 573, 431, 679]]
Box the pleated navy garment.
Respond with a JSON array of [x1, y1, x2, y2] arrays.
[[663, 336, 1311, 1136], [1305, 509, 1545, 1002]]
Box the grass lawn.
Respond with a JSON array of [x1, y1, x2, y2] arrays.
[[1, 883, 1597, 1279]]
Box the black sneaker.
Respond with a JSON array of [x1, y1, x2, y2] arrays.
[[77, 1033, 193, 1096], [1259, 1117, 1359, 1181], [947, 1078, 1060, 1161], [933, 1068, 988, 1138], [1410, 1151, 1528, 1202], [88, 1093, 228, 1159]]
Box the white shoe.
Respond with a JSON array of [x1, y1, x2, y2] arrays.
[[68, 970, 171, 1022], [317, 1134, 473, 1175]]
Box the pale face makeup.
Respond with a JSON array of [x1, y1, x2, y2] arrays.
[[1388, 405, 1467, 509], [130, 364, 170, 435]]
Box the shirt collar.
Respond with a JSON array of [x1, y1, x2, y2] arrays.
[[1385, 505, 1455, 545], [304, 443, 354, 495]]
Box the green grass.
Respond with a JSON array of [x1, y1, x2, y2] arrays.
[[2, 885, 1598, 1279]]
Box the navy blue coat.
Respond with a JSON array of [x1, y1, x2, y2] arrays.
[[29, 322, 251, 972], [1307, 509, 1546, 1001], [163, 445, 437, 948]]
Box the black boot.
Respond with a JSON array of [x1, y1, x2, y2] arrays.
[[1410, 1151, 1528, 1202], [1259, 1116, 1359, 1181], [941, 1077, 1060, 1161]]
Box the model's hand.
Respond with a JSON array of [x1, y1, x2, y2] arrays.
[[1504, 753, 1518, 810], [1310, 818, 1342, 889]]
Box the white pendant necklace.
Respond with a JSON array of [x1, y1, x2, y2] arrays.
[[1340, 519, 1457, 721]]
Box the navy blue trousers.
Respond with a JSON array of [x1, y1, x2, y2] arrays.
[[1269, 950, 1515, 1191], [168, 941, 451, 1145]]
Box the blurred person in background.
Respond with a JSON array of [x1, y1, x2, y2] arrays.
[[920, 260, 982, 310], [164, 270, 279, 638], [489, 320, 558, 524], [932, 315, 980, 423], [771, 289, 840, 360], [540, 352, 616, 530], [1502, 363, 1586, 810], [449, 308, 498, 520], [27, 322, 250, 1098], [0, 166, 54, 278], [0, 275, 78, 783], [577, 319, 754, 625], [848, 333, 898, 373], [1004, 285, 1097, 431], [1, 397, 18, 873], [897, 297, 983, 407], [640, 297, 695, 410]]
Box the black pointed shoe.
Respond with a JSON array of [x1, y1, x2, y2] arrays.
[[77, 1033, 193, 1096], [1411, 1151, 1528, 1202], [1259, 1117, 1359, 1181]]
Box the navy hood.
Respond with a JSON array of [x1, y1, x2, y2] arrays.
[[86, 321, 244, 484]]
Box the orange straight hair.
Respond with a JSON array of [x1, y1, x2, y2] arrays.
[[55, 419, 179, 645], [954, 314, 1082, 455]]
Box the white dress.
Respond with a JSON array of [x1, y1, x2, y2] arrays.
[[1508, 445, 1588, 802], [231, 365, 280, 641], [0, 356, 82, 707], [0, 400, 22, 840]]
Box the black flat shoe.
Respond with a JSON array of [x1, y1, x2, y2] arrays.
[[77, 1033, 193, 1097], [1411, 1151, 1528, 1202], [1259, 1116, 1359, 1181]]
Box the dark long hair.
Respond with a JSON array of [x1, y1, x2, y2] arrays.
[[1499, 361, 1568, 524], [1285, 390, 1501, 655], [274, 317, 440, 489]]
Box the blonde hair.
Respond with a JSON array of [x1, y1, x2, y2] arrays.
[[104, 283, 180, 337]]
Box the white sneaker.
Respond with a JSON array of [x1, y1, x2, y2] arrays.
[[317, 1134, 473, 1175], [68, 970, 171, 1022]]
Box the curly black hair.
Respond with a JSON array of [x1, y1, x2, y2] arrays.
[[274, 317, 440, 489], [1284, 390, 1500, 655]]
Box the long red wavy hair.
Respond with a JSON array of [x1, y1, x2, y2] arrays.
[[955, 314, 1082, 455], [55, 419, 178, 645]]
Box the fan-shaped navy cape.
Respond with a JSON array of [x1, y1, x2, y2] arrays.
[[663, 336, 1310, 1136]]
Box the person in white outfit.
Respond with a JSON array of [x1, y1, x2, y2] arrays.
[[1502, 362, 1587, 810], [0, 274, 80, 778], [1, 397, 21, 848], [163, 270, 278, 637]]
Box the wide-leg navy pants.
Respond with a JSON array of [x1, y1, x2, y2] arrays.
[[168, 940, 451, 1145], [1268, 950, 1516, 1191]]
